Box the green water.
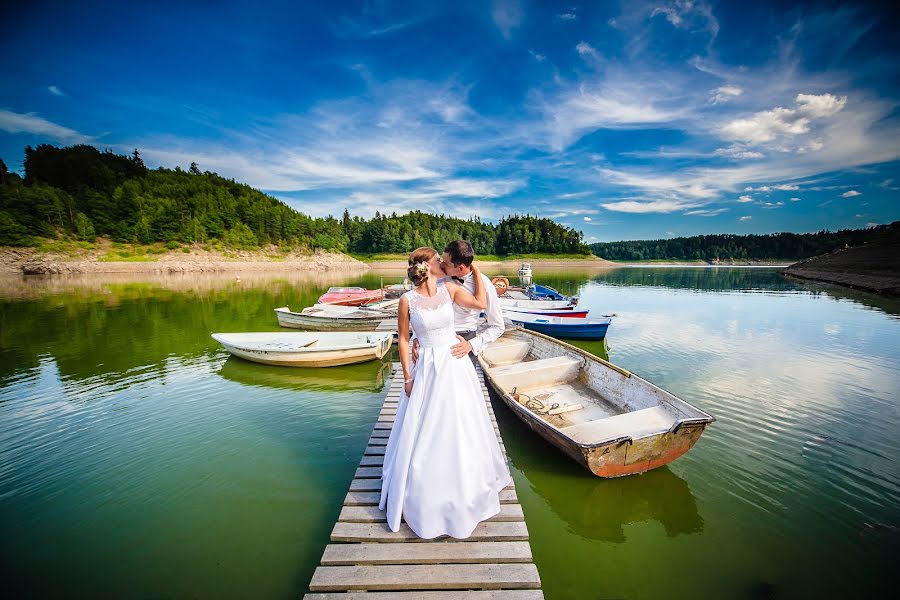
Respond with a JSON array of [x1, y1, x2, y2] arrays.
[[1, 268, 898, 599]]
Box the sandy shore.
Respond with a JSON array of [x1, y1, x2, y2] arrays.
[[367, 256, 619, 270], [0, 246, 367, 275]]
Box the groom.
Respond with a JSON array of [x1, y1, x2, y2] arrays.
[[412, 240, 505, 366]]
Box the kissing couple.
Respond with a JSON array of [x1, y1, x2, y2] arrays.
[[378, 240, 511, 539]]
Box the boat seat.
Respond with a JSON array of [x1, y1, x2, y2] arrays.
[[559, 406, 676, 444], [480, 338, 532, 366], [490, 355, 582, 391]]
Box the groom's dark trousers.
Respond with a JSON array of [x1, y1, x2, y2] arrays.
[[456, 330, 477, 366]]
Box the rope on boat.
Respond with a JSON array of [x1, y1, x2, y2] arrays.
[[510, 387, 559, 415]]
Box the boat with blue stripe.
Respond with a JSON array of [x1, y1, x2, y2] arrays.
[[504, 310, 612, 340]]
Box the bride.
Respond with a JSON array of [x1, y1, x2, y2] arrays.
[[379, 246, 512, 539]]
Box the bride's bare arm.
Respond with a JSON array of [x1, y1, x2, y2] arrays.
[[397, 296, 414, 395], [448, 264, 487, 310]]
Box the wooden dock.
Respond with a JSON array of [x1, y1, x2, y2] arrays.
[[304, 362, 543, 598]]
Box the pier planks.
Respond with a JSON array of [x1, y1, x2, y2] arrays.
[[304, 362, 542, 598]]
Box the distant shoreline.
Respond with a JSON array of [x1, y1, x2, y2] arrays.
[[0, 244, 367, 275]]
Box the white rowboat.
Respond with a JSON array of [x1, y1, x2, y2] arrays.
[[212, 332, 393, 367]]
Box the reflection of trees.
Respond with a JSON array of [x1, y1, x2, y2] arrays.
[[0, 274, 381, 385], [588, 267, 797, 292]]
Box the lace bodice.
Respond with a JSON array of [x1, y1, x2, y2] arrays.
[[405, 282, 457, 348]]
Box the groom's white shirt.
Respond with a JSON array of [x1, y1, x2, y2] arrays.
[[444, 271, 505, 356]]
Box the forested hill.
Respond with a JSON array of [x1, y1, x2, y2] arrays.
[[590, 226, 895, 262], [0, 144, 589, 255]]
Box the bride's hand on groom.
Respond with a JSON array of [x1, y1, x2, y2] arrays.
[[411, 338, 420, 362], [451, 335, 472, 358]]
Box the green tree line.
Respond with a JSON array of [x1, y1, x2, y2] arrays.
[[590, 227, 894, 261], [0, 144, 589, 255]]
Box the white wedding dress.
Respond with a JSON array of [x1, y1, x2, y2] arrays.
[[379, 281, 512, 539]]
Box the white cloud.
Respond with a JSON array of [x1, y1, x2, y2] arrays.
[[601, 199, 700, 213], [651, 1, 719, 39], [0, 109, 91, 143], [529, 50, 546, 62], [709, 85, 743, 104], [720, 93, 847, 145], [796, 93, 848, 118], [576, 41, 600, 60], [714, 145, 764, 159], [583, 216, 592, 221], [47, 85, 65, 97], [666, 231, 676, 236], [760, 201, 785, 209], [685, 207, 729, 216], [744, 184, 799, 191], [737, 195, 753, 202], [790, 197, 801, 202], [556, 12, 577, 21], [739, 216, 752, 221], [841, 190, 861, 197], [492, 0, 523, 39]]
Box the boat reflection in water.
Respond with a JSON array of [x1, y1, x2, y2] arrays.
[[217, 356, 391, 393], [532, 465, 703, 543]]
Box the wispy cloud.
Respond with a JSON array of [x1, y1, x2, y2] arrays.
[[841, 189, 861, 197], [739, 216, 752, 221], [737, 195, 753, 203], [492, 0, 523, 39], [47, 85, 65, 97], [0, 109, 90, 143]]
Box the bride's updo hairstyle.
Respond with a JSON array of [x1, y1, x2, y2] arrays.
[[407, 247, 437, 287]]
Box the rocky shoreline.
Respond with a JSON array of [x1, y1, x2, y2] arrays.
[[0, 246, 367, 275]]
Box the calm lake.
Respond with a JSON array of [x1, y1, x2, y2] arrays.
[[1, 267, 898, 599]]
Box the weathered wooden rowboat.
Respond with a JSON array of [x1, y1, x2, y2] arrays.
[[504, 310, 612, 340], [479, 328, 714, 477], [274, 305, 391, 330], [211, 332, 393, 367], [498, 297, 576, 311]]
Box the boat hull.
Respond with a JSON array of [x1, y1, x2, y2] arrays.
[[479, 328, 713, 477], [212, 333, 392, 367], [505, 313, 611, 340], [275, 308, 382, 331]]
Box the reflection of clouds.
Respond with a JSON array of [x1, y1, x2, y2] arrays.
[[578, 280, 900, 526]]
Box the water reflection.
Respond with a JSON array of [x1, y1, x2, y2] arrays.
[[534, 466, 703, 543], [217, 356, 391, 393]]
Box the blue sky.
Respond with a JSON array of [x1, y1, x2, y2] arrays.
[[1, 0, 898, 242]]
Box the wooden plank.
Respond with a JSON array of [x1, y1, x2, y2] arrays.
[[371, 430, 391, 438], [344, 489, 519, 507], [319, 541, 533, 565], [364, 445, 386, 455], [339, 504, 524, 523], [367, 438, 389, 446], [331, 521, 529, 543], [308, 563, 541, 591], [306, 592, 544, 600]]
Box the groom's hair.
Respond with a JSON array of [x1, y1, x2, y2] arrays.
[[443, 240, 474, 268]]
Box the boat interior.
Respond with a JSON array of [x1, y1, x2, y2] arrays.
[[480, 332, 702, 445]]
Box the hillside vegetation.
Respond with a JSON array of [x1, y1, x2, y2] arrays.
[[0, 145, 590, 256]]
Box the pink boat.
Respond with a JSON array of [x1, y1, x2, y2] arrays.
[[317, 287, 385, 306]]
